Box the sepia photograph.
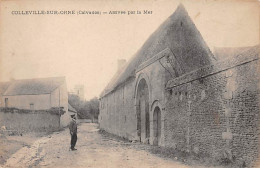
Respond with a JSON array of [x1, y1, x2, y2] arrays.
[[0, 0, 259, 168]]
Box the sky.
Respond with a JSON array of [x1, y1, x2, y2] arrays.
[[0, 0, 259, 100]]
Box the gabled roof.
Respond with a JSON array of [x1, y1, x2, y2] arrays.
[[0, 82, 11, 95], [2, 77, 66, 96], [100, 4, 215, 97]]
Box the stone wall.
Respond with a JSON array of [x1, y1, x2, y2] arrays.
[[99, 54, 167, 143], [99, 78, 137, 140], [135, 59, 167, 145], [165, 52, 260, 166], [99, 46, 259, 166], [0, 111, 60, 132]]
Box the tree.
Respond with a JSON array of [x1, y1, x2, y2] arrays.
[[88, 97, 100, 120], [68, 94, 81, 110], [68, 94, 99, 121]]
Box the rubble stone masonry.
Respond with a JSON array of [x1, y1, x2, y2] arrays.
[[165, 50, 259, 166]]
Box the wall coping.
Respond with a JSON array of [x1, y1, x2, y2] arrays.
[[166, 50, 259, 89]]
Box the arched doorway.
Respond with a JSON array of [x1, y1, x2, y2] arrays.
[[136, 78, 150, 143], [153, 106, 161, 146]]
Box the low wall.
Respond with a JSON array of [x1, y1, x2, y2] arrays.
[[0, 111, 60, 132]]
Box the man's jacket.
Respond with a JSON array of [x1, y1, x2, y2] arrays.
[[69, 119, 77, 135]]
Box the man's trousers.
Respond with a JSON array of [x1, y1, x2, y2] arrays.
[[71, 133, 77, 149]]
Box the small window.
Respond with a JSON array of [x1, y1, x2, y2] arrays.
[[30, 103, 34, 110]]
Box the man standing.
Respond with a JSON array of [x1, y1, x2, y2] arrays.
[[69, 114, 77, 151]]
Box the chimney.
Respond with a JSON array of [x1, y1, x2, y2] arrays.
[[117, 59, 126, 72]]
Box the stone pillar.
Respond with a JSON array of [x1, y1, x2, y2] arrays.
[[160, 107, 166, 147]]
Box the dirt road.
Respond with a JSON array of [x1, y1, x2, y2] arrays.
[[0, 132, 41, 165], [2, 123, 188, 168]]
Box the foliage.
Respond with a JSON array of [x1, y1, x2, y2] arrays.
[[0, 107, 65, 115], [68, 94, 99, 120], [48, 107, 66, 115]]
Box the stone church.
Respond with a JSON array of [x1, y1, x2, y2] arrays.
[[99, 4, 259, 166]]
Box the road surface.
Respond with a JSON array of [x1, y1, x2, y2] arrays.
[[3, 123, 188, 168]]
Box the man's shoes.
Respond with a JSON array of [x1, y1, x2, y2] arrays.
[[71, 148, 77, 151]]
